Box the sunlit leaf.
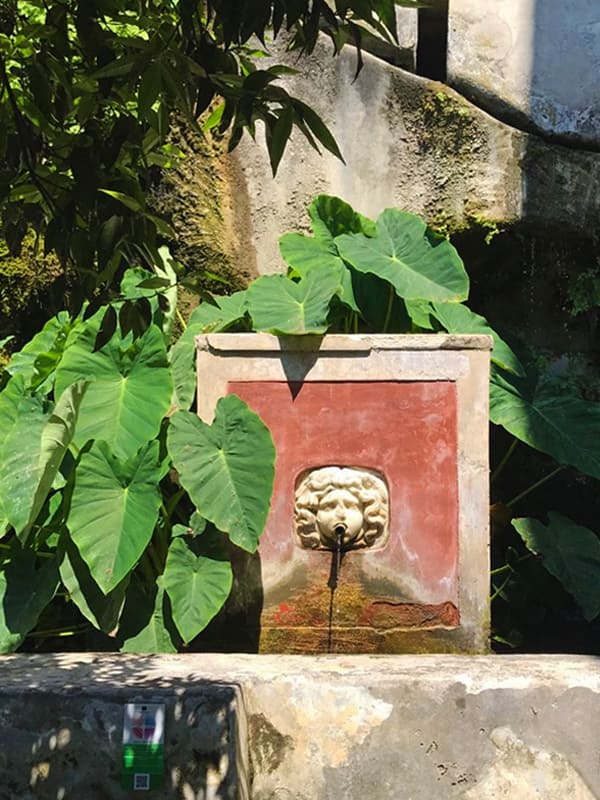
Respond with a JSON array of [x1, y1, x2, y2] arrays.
[[6, 313, 73, 388], [167, 397, 275, 553], [247, 268, 341, 334], [336, 209, 469, 302], [431, 302, 524, 376], [169, 291, 248, 411], [68, 440, 164, 593], [0, 376, 49, 539], [55, 323, 172, 460]]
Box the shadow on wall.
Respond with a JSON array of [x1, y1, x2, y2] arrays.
[[521, 0, 600, 355], [0, 655, 244, 800]]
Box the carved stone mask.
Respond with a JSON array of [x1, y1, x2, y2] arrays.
[[294, 466, 389, 551]]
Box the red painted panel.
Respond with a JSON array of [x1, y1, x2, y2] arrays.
[[228, 380, 458, 603]]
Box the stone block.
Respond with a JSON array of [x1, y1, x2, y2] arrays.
[[0, 654, 246, 800], [196, 333, 491, 654], [1, 653, 600, 800]]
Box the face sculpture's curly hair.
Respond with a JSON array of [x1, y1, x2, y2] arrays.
[[294, 466, 388, 550]]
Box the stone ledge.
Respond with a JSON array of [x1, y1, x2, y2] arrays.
[[199, 332, 494, 352], [1, 654, 599, 799]]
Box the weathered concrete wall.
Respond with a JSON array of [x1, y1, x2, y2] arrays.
[[1, 654, 600, 800], [221, 38, 600, 354], [160, 23, 600, 355], [231, 39, 600, 274], [447, 0, 600, 147]]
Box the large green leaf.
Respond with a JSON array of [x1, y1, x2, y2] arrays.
[[167, 396, 275, 552], [278, 234, 359, 313], [349, 268, 412, 332], [513, 513, 600, 621], [0, 376, 50, 539], [336, 208, 469, 302], [308, 194, 375, 240], [247, 268, 341, 334], [163, 527, 233, 644], [490, 369, 600, 479], [67, 440, 165, 593], [187, 291, 249, 333], [279, 194, 374, 313], [59, 536, 129, 633], [120, 580, 179, 654], [169, 291, 249, 411], [280, 232, 343, 275], [0, 378, 84, 540], [26, 381, 87, 538], [55, 323, 172, 459], [431, 302, 524, 376], [120, 249, 178, 337], [6, 312, 74, 388], [0, 547, 60, 653]]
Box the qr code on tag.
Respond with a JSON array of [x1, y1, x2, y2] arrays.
[[134, 773, 150, 791]]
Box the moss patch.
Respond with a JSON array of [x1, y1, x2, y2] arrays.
[[150, 121, 258, 298], [0, 231, 62, 345]]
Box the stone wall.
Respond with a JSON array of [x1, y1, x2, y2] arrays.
[[447, 0, 600, 147], [218, 36, 600, 356], [1, 653, 600, 800]]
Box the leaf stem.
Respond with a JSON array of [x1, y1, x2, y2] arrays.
[[491, 438, 518, 484], [382, 284, 394, 333], [147, 541, 163, 575], [490, 552, 533, 576], [490, 573, 512, 602], [506, 466, 564, 509], [26, 623, 89, 638], [176, 307, 187, 330]]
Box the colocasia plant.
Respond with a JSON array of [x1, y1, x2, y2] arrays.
[[2, 195, 599, 652], [0, 249, 275, 652]]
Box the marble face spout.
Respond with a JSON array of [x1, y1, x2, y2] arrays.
[[294, 466, 389, 551]]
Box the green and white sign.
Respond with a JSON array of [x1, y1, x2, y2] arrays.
[[122, 703, 165, 791]]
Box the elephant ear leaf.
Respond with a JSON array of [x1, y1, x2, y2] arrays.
[[55, 323, 172, 460], [67, 440, 164, 594], [247, 268, 340, 334], [308, 194, 375, 240], [513, 513, 600, 621], [0, 546, 59, 653], [336, 208, 469, 303], [167, 395, 275, 553], [430, 302, 524, 376], [490, 369, 600, 479], [163, 526, 233, 644]]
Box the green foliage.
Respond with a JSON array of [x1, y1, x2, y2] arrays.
[[512, 514, 600, 622], [200, 194, 600, 645], [2, 192, 599, 653], [247, 268, 341, 334], [0, 229, 62, 343], [490, 368, 600, 480], [0, 544, 59, 653], [0, 0, 410, 306], [336, 210, 469, 303], [0, 266, 276, 651], [168, 398, 275, 553], [163, 526, 233, 645]]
